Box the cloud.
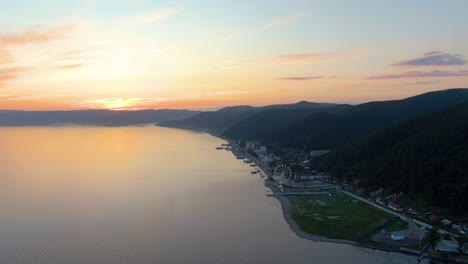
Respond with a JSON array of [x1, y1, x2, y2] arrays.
[[368, 70, 468, 79], [0, 22, 89, 46], [53, 63, 87, 69], [271, 52, 339, 64], [0, 49, 13, 64], [257, 12, 306, 30], [424, 51, 442, 56], [276, 76, 324, 81], [122, 8, 178, 26], [392, 52, 467, 67], [218, 52, 341, 69], [0, 66, 31, 86], [406, 80, 441, 85], [47, 49, 94, 70]]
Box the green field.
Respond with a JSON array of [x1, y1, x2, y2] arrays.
[[291, 191, 393, 241], [384, 218, 409, 232]]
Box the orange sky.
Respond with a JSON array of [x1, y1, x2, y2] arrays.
[[1, 1, 468, 110]]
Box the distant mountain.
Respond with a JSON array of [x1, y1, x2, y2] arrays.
[[317, 101, 468, 216], [0, 109, 199, 126], [243, 88, 468, 150], [223, 105, 350, 140], [158, 101, 346, 133]]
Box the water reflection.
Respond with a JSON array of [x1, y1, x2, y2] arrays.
[[0, 126, 423, 263]]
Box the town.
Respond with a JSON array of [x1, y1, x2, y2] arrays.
[[217, 140, 468, 263]]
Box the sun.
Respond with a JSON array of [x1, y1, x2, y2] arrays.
[[94, 98, 129, 110], [105, 99, 126, 110]]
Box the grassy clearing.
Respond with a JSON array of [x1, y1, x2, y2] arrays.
[[291, 190, 393, 241], [384, 218, 409, 232]]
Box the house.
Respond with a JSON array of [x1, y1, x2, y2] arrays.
[[452, 224, 462, 232], [408, 208, 421, 217], [441, 219, 452, 226], [245, 141, 258, 150], [376, 198, 386, 206], [388, 202, 403, 212], [436, 240, 468, 254], [259, 153, 275, 163]]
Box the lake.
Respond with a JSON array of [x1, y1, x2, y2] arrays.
[[0, 126, 422, 263]]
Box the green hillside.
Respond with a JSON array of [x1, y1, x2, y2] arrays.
[[318, 102, 468, 216]]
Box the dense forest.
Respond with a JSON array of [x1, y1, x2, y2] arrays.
[[224, 88, 468, 150], [158, 101, 348, 133], [157, 89, 468, 215], [317, 102, 468, 216]]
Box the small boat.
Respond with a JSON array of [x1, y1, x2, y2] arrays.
[[216, 147, 223, 150], [251, 171, 257, 174], [249, 164, 256, 167]]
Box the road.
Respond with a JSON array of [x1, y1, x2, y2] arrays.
[[340, 190, 434, 231]]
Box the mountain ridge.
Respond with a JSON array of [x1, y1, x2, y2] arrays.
[[0, 109, 200, 126]]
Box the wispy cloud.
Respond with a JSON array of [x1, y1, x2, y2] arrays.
[[368, 70, 468, 79], [392, 52, 467, 67], [276, 76, 324, 81], [257, 12, 306, 30], [424, 51, 442, 56], [53, 63, 87, 69], [0, 66, 31, 86], [47, 49, 95, 70], [271, 52, 339, 64], [217, 52, 342, 69], [0, 49, 13, 64], [122, 8, 178, 26], [0, 22, 89, 46], [406, 80, 441, 85]]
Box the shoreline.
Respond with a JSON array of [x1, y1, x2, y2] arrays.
[[201, 131, 467, 263], [213, 135, 388, 248]]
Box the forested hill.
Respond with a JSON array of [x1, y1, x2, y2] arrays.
[[157, 101, 348, 133], [222, 107, 348, 141], [0, 109, 199, 126], [318, 102, 468, 216], [224, 88, 468, 150]]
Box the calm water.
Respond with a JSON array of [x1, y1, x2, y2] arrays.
[[0, 126, 422, 264]]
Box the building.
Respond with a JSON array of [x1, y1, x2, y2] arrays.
[[245, 141, 258, 150], [441, 219, 452, 226], [388, 202, 403, 212], [452, 224, 463, 232], [376, 198, 386, 206], [259, 154, 274, 163], [295, 172, 329, 181], [436, 240, 468, 254], [391, 233, 406, 241], [310, 150, 330, 158]]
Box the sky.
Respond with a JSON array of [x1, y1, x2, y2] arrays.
[[1, 0, 468, 110]]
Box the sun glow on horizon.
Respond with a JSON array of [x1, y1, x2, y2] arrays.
[[1, 1, 467, 110], [95, 98, 131, 110]]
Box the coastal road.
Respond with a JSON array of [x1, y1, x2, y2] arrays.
[[340, 190, 433, 231]]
